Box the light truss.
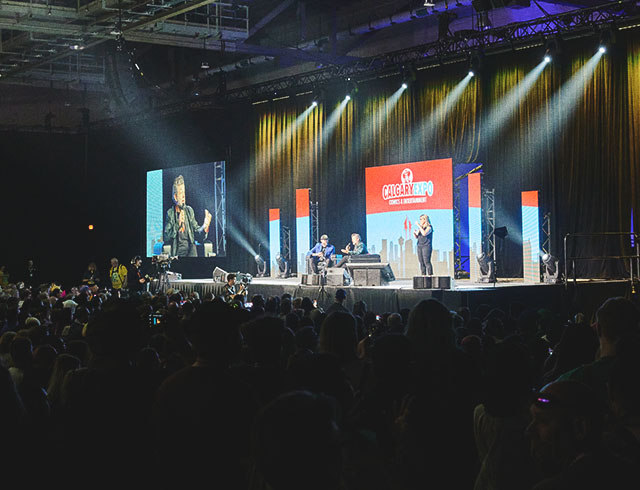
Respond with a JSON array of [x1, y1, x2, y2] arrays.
[[220, 1, 640, 103]]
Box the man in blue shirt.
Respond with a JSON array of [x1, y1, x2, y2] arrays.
[[306, 234, 335, 274]]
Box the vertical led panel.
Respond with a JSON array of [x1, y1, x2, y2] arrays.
[[296, 189, 311, 276], [522, 191, 540, 283], [146, 169, 163, 257], [269, 208, 281, 278], [468, 173, 482, 282]]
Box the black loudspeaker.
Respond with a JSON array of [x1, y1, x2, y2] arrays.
[[381, 263, 396, 282], [301, 274, 320, 285], [324, 268, 349, 286], [413, 276, 452, 289], [353, 268, 382, 286], [433, 276, 452, 289], [413, 276, 432, 289]]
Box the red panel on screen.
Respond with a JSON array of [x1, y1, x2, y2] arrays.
[[296, 189, 310, 218], [365, 159, 453, 215], [468, 173, 481, 208], [269, 208, 280, 221], [522, 191, 538, 207]]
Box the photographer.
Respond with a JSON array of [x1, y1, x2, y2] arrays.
[[129, 256, 150, 293], [222, 273, 247, 303]]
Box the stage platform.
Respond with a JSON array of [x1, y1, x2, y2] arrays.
[[168, 276, 633, 316]]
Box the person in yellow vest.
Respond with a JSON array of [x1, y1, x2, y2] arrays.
[[109, 257, 128, 291]]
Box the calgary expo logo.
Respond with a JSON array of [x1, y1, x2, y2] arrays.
[[382, 168, 433, 202]]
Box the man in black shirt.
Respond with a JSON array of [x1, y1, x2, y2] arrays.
[[129, 256, 149, 293], [413, 214, 433, 275]]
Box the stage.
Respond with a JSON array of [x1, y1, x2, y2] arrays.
[[168, 276, 633, 316]]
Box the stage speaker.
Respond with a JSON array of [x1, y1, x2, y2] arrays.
[[353, 268, 382, 287], [413, 276, 432, 289], [213, 267, 228, 283], [381, 263, 396, 282], [324, 268, 349, 286], [301, 274, 320, 286], [433, 276, 452, 289]]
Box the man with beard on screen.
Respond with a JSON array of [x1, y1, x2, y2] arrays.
[[163, 175, 212, 257]]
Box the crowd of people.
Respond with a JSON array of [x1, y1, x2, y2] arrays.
[[1, 269, 639, 489]]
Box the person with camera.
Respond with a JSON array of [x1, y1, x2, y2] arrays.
[[222, 273, 247, 303], [129, 256, 150, 293]]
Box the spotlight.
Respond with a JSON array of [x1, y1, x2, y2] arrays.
[[542, 253, 561, 284], [312, 101, 318, 107], [88, 224, 94, 231], [476, 252, 495, 283], [276, 253, 290, 278], [544, 55, 551, 63], [345, 94, 351, 101], [401, 82, 408, 89], [255, 254, 266, 277], [494, 226, 508, 239], [469, 52, 483, 77], [599, 46, 606, 54]]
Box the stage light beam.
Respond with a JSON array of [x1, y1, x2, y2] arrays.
[[321, 97, 350, 145], [407, 71, 473, 156], [506, 50, 604, 168], [481, 59, 549, 146]]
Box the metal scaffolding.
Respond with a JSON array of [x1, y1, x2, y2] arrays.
[[483, 188, 496, 266], [310, 201, 319, 246], [213, 160, 226, 256]]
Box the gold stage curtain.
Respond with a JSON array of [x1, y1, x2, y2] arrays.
[[249, 71, 480, 239], [247, 33, 640, 277], [629, 37, 640, 239]]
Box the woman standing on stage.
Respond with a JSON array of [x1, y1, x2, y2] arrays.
[[414, 214, 433, 276]]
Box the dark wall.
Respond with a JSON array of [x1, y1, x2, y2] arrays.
[[1, 108, 254, 287]]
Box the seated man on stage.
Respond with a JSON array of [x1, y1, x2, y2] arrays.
[[337, 233, 368, 267], [306, 234, 335, 274]]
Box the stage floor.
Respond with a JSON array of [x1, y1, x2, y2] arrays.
[[169, 276, 633, 316]]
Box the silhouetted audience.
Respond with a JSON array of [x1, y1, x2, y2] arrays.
[[0, 275, 639, 489]]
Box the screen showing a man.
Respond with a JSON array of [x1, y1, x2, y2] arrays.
[[163, 175, 212, 257]]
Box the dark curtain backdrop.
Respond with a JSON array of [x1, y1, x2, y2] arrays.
[[3, 32, 640, 285], [247, 32, 640, 279]]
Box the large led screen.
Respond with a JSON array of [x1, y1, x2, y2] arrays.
[[365, 159, 454, 278], [146, 161, 226, 258]]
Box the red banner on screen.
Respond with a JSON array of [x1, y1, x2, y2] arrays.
[[296, 189, 310, 218], [522, 190, 538, 208], [269, 208, 280, 222], [365, 159, 453, 215]]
